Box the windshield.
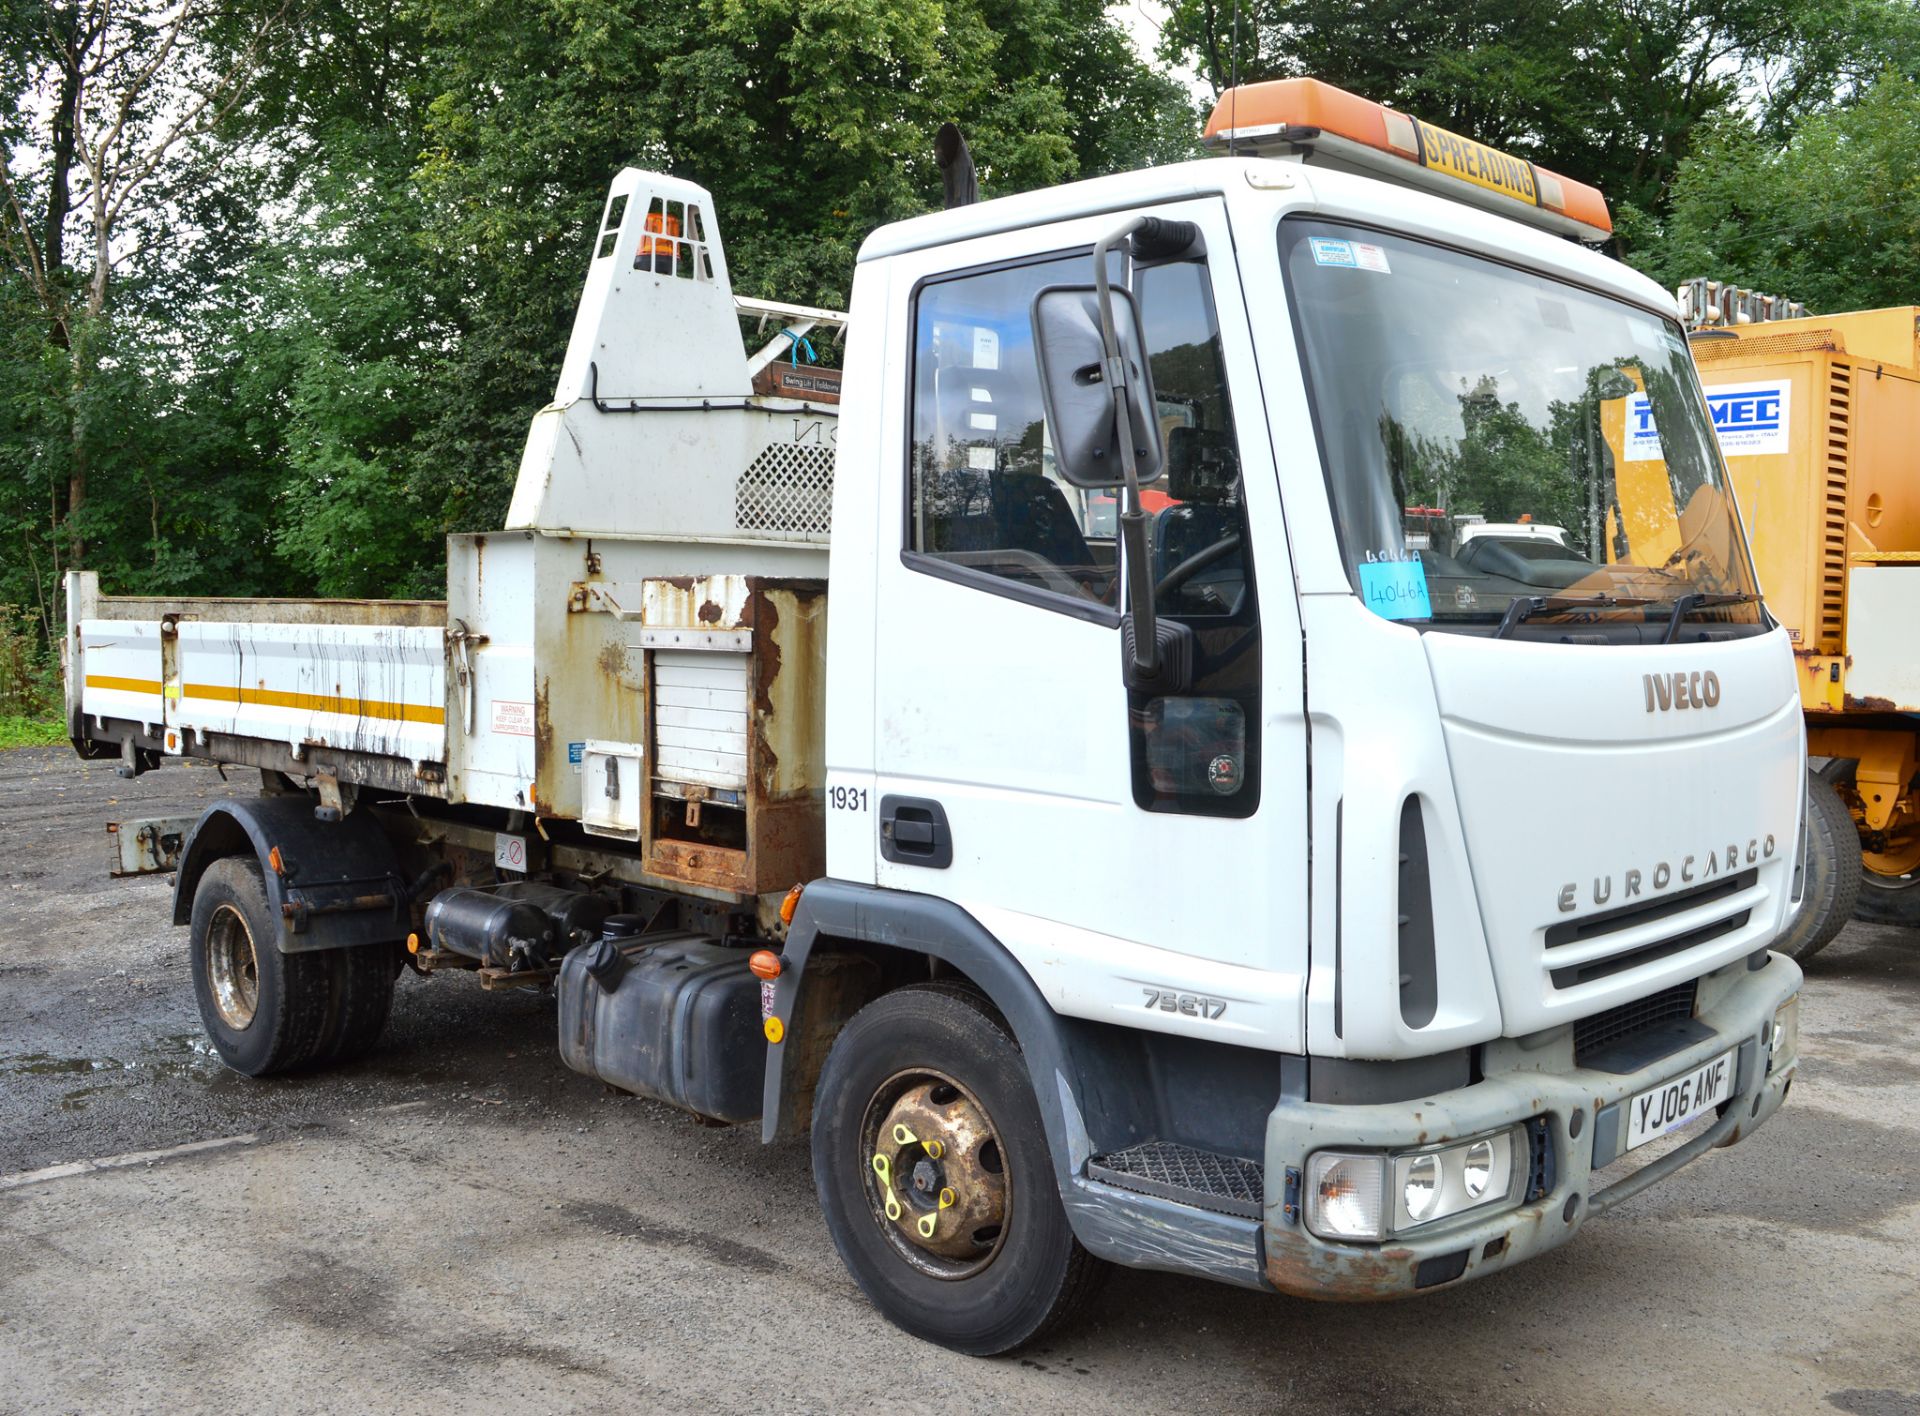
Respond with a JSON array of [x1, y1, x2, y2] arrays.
[[1281, 220, 1765, 641]]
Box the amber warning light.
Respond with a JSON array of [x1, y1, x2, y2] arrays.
[[1203, 78, 1611, 243]]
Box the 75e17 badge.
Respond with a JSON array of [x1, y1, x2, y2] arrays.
[[1142, 987, 1227, 1020]]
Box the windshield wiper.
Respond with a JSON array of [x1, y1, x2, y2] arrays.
[[1491, 593, 1656, 639], [1660, 591, 1760, 644]]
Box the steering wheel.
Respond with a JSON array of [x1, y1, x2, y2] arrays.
[[1155, 534, 1244, 601]]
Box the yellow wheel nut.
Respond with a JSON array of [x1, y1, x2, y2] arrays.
[[925, 1139, 944, 1159], [939, 1186, 955, 1209], [892, 1123, 918, 1146], [917, 1212, 938, 1239]]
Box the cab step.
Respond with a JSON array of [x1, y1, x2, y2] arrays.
[[1086, 1141, 1265, 1219]]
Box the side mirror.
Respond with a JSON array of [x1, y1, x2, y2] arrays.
[[1030, 284, 1163, 489]]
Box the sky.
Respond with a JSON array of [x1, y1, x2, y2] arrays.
[[1117, 0, 1215, 102]]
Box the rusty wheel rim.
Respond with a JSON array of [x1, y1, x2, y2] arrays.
[[859, 1068, 1010, 1280], [205, 903, 260, 1030]]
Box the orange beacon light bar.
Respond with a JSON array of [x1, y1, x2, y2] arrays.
[[1203, 78, 1612, 243]]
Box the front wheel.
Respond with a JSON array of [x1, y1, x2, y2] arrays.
[[810, 983, 1105, 1354], [1775, 769, 1863, 962]]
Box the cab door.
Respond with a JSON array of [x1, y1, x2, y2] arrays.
[[863, 198, 1310, 1051]]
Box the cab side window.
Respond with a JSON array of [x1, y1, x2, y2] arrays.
[[1130, 256, 1261, 818], [1137, 259, 1248, 621], [907, 256, 1119, 611]]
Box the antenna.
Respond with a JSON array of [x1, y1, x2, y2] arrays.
[[1228, 0, 1240, 157]]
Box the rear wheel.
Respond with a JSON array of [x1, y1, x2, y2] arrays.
[[811, 983, 1104, 1354], [1776, 769, 1862, 962], [190, 857, 335, 1075], [314, 941, 402, 1065], [189, 856, 400, 1074]]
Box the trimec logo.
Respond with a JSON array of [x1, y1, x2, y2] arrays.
[[1623, 378, 1791, 461], [1709, 386, 1782, 437]]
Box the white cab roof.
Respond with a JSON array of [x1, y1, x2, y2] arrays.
[[859, 157, 1675, 319]]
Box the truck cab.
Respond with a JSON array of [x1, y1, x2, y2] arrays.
[[65, 78, 1805, 1355], [800, 78, 1803, 1318]]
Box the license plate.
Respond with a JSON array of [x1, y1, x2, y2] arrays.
[[1625, 1048, 1737, 1151]]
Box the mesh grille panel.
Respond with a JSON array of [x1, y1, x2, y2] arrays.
[[735, 443, 834, 537], [1692, 328, 1844, 361], [1573, 979, 1699, 1063], [1087, 1140, 1264, 1218]]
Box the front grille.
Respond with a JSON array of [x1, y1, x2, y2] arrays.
[[1574, 979, 1698, 1064], [1545, 868, 1757, 989], [1087, 1141, 1264, 1219]]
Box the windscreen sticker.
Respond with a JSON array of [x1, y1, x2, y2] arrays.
[[1625, 379, 1790, 462], [1309, 237, 1356, 267], [1309, 237, 1390, 273], [1358, 557, 1432, 621]]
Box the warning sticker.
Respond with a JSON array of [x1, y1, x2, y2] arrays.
[[490, 700, 535, 737], [494, 833, 529, 873]]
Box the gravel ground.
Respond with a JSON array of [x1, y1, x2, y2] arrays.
[[1, 745, 1917, 1415]]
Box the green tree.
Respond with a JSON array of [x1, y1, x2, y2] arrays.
[[1630, 71, 1920, 312], [1159, 0, 1915, 217]]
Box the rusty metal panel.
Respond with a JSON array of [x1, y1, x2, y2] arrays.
[[107, 815, 197, 877], [641, 574, 751, 629], [447, 531, 543, 811]]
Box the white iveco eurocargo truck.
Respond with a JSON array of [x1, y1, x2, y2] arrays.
[[66, 78, 1805, 1353]]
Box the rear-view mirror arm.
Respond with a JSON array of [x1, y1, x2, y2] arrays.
[[1092, 216, 1157, 676]]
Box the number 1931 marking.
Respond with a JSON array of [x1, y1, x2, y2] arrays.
[[829, 785, 868, 811], [1142, 988, 1227, 1020]]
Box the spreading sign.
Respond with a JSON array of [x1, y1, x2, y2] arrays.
[[1624, 379, 1791, 462]]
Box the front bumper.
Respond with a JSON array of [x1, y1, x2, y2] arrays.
[[1262, 952, 1802, 1299]]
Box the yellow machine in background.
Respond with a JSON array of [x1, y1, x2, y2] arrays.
[[1687, 287, 1920, 952]]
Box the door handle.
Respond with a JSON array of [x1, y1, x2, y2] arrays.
[[879, 796, 953, 869]]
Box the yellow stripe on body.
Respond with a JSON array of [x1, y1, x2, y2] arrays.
[[180, 683, 445, 726], [84, 674, 164, 695]]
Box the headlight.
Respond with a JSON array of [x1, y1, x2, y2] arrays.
[[1770, 995, 1800, 1071], [1403, 1152, 1441, 1222], [1462, 1139, 1495, 1199], [1307, 1127, 1523, 1242], [1305, 1152, 1386, 1240]]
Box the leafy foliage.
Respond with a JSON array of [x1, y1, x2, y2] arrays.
[[1629, 70, 1920, 311], [0, 0, 1916, 661]]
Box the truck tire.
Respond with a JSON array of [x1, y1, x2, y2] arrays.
[[1855, 869, 1920, 927], [314, 942, 401, 1065], [1776, 769, 1862, 962], [189, 856, 336, 1076], [810, 983, 1105, 1355]]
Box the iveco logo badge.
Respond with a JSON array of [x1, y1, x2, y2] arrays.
[[1644, 670, 1720, 712]]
